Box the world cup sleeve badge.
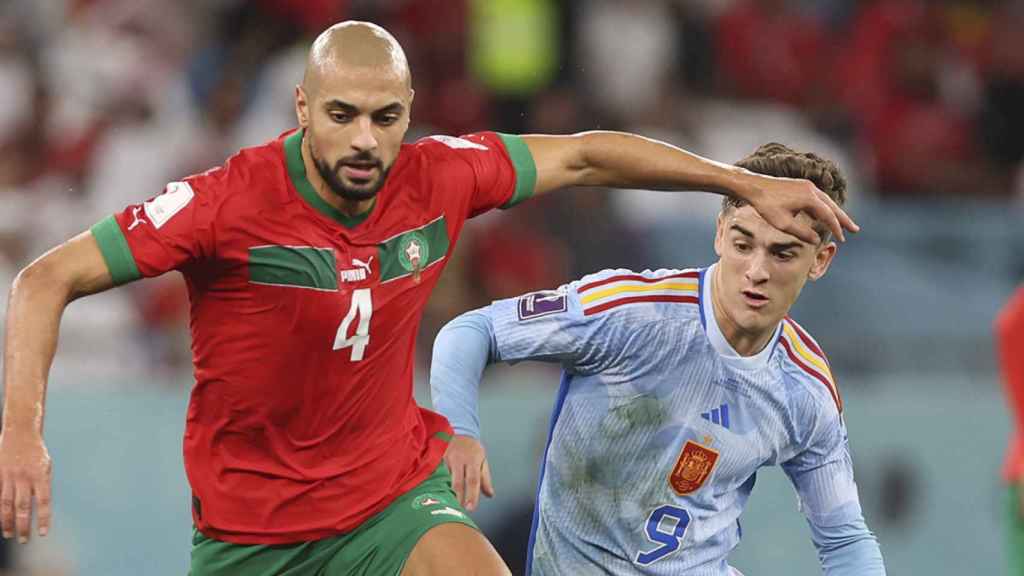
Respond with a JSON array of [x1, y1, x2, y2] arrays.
[[668, 439, 720, 496]]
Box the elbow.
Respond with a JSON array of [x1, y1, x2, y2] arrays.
[[12, 253, 74, 303]]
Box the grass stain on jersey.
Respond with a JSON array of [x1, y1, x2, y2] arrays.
[[599, 395, 665, 439]]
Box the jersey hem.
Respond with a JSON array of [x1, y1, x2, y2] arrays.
[[191, 432, 451, 546], [496, 133, 537, 209], [90, 215, 141, 285]]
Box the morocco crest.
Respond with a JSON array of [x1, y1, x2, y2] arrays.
[[668, 440, 719, 496]]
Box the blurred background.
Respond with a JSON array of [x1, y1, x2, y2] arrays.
[[1, 0, 1022, 574]]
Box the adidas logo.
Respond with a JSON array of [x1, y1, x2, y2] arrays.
[[701, 404, 730, 429]]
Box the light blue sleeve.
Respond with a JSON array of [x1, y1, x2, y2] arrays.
[[430, 282, 618, 438], [782, 400, 887, 575]]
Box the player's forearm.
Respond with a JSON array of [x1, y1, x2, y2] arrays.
[[3, 234, 113, 435], [2, 261, 73, 436], [429, 310, 498, 439], [573, 131, 758, 197], [814, 521, 887, 576]]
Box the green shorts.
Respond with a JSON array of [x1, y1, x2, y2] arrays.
[[1010, 484, 1024, 576], [189, 462, 477, 576]]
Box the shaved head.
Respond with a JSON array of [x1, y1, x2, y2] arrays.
[[294, 21, 414, 208], [303, 21, 411, 97]]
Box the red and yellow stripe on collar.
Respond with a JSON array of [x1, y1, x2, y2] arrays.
[[779, 318, 842, 413], [578, 270, 699, 316]]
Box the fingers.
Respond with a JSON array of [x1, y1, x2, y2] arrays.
[[785, 219, 821, 246], [820, 190, 859, 235], [447, 455, 466, 507], [480, 460, 495, 499], [464, 460, 482, 512], [803, 192, 844, 243], [0, 476, 12, 539], [35, 478, 51, 537], [14, 479, 31, 543]]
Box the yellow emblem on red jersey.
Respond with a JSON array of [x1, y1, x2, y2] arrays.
[[669, 440, 719, 496]]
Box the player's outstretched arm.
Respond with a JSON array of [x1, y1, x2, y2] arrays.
[[521, 132, 858, 244], [430, 310, 498, 512], [1, 231, 117, 543]]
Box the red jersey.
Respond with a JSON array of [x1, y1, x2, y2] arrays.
[[999, 286, 1024, 482], [90, 129, 536, 543]]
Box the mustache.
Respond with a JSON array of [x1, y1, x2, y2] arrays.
[[335, 152, 383, 171]]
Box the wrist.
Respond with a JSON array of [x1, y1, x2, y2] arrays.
[[713, 166, 759, 203]]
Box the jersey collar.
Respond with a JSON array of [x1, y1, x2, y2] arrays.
[[699, 263, 781, 371], [284, 128, 374, 229]]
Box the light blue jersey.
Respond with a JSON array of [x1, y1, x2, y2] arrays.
[[431, 265, 885, 575]]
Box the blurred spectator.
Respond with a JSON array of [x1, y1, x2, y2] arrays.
[[574, 0, 681, 126], [715, 0, 831, 109], [834, 0, 996, 196], [977, 3, 1024, 197]]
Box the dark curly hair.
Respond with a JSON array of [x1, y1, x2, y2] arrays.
[[723, 143, 848, 241]]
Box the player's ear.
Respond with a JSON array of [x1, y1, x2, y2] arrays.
[[295, 85, 309, 129], [713, 211, 727, 258], [808, 241, 837, 281]]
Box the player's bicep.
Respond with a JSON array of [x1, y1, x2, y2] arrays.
[[521, 134, 588, 197], [490, 286, 597, 369], [24, 230, 119, 301], [95, 180, 214, 281]]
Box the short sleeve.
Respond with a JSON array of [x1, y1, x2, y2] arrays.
[[90, 177, 216, 285], [418, 132, 537, 218], [487, 282, 617, 375]]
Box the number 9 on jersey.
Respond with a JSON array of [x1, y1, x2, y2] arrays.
[[635, 504, 691, 566]]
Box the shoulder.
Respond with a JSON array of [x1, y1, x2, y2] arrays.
[[182, 133, 290, 209], [406, 132, 509, 168], [776, 316, 843, 416], [564, 267, 702, 323]]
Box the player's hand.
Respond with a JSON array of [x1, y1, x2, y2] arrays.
[[740, 172, 859, 244], [444, 434, 495, 512], [0, 430, 52, 543]]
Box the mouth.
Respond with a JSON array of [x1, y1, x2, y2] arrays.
[[340, 163, 379, 184], [741, 289, 769, 309]]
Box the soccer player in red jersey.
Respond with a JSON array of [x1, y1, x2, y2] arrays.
[[998, 286, 1024, 575], [0, 21, 857, 575]]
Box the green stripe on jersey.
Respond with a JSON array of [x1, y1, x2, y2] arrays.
[[249, 246, 338, 291], [378, 217, 449, 283], [90, 215, 142, 285], [497, 133, 537, 209]]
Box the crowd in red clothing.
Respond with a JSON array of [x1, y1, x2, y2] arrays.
[[1, 0, 1023, 375]]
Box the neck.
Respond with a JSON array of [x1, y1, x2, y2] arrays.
[[710, 266, 776, 357], [301, 134, 376, 219]]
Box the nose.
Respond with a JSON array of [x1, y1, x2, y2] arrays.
[[351, 116, 378, 152], [745, 252, 770, 284]]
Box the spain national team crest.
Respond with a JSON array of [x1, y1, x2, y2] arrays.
[[668, 439, 720, 496]]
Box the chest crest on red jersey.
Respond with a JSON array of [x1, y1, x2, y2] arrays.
[[377, 215, 449, 284]]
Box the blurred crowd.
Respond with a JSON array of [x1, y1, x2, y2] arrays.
[[2, 0, 1024, 378]]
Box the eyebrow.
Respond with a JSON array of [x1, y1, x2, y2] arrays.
[[729, 224, 804, 251], [324, 100, 405, 116]]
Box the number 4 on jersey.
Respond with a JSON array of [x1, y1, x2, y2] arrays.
[[334, 288, 372, 360]]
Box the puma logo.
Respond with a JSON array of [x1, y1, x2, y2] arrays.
[[352, 256, 374, 273], [340, 256, 374, 283], [127, 206, 147, 231]]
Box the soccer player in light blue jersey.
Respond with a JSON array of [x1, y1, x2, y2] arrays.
[[430, 143, 886, 575]]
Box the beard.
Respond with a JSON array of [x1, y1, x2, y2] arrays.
[[310, 143, 390, 202]]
